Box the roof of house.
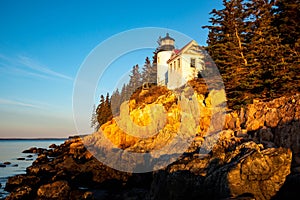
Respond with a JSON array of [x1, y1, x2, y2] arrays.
[[173, 49, 180, 54], [167, 40, 199, 63]]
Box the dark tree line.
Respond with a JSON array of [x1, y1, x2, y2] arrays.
[[203, 0, 300, 108], [91, 57, 157, 129], [90, 93, 112, 130]]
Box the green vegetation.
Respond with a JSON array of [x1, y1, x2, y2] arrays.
[[91, 57, 157, 129], [203, 0, 300, 109]]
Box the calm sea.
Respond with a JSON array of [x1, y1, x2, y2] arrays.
[[0, 139, 66, 199]]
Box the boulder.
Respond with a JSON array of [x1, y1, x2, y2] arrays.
[[22, 147, 38, 153], [256, 126, 274, 142], [265, 108, 280, 127], [204, 144, 292, 200], [37, 180, 70, 200], [5, 175, 40, 192], [49, 143, 57, 148], [22, 147, 47, 154], [5, 186, 33, 200], [26, 163, 55, 176], [32, 154, 49, 165], [149, 141, 292, 200]]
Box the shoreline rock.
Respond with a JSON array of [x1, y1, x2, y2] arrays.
[[4, 136, 294, 200], [4, 92, 300, 200]]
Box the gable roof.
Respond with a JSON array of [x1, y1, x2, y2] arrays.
[[167, 40, 199, 63]]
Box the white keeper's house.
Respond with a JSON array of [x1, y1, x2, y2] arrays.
[[156, 33, 205, 89]]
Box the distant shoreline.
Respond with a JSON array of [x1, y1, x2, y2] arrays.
[[0, 135, 85, 141], [0, 138, 67, 140]]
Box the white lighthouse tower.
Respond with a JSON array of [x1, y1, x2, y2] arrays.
[[156, 33, 175, 86]]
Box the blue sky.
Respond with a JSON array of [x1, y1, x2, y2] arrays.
[[0, 0, 223, 138]]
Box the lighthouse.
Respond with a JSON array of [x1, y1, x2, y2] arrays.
[[155, 34, 205, 89], [156, 33, 175, 86]]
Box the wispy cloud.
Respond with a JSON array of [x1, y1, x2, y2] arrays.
[[0, 98, 43, 109], [0, 53, 12, 62], [18, 55, 73, 81], [0, 63, 51, 80], [0, 54, 73, 81]]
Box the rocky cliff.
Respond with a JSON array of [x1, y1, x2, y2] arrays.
[[4, 86, 300, 200]]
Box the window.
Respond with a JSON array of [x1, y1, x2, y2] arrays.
[[177, 58, 180, 68], [190, 58, 196, 68], [174, 61, 176, 70], [170, 63, 172, 71]]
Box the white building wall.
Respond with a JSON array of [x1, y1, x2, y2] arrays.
[[182, 54, 197, 82], [182, 54, 204, 81], [167, 58, 183, 89], [157, 51, 172, 86], [167, 53, 205, 89]]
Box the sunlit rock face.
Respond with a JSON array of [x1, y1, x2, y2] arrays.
[[86, 89, 300, 159], [223, 93, 300, 170], [5, 84, 299, 199], [81, 87, 298, 199], [84, 87, 227, 152]]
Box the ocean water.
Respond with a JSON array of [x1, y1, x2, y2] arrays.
[[0, 139, 65, 199]]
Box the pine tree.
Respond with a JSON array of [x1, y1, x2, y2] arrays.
[[203, 0, 251, 106], [128, 64, 142, 97], [272, 0, 300, 49], [96, 95, 106, 127], [105, 92, 112, 120], [272, 0, 300, 93], [90, 104, 98, 130], [120, 83, 128, 103], [96, 93, 112, 127], [141, 57, 157, 84], [105, 93, 111, 115], [111, 88, 121, 115], [245, 0, 287, 98]]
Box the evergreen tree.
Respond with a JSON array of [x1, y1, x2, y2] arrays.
[[105, 92, 111, 116], [203, 0, 251, 105], [90, 104, 98, 130], [245, 0, 287, 97], [96, 93, 112, 128], [141, 57, 157, 84], [272, 0, 300, 49], [203, 0, 299, 107], [128, 64, 142, 97], [272, 0, 300, 92], [111, 88, 121, 115], [120, 83, 130, 103], [96, 95, 105, 127]]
